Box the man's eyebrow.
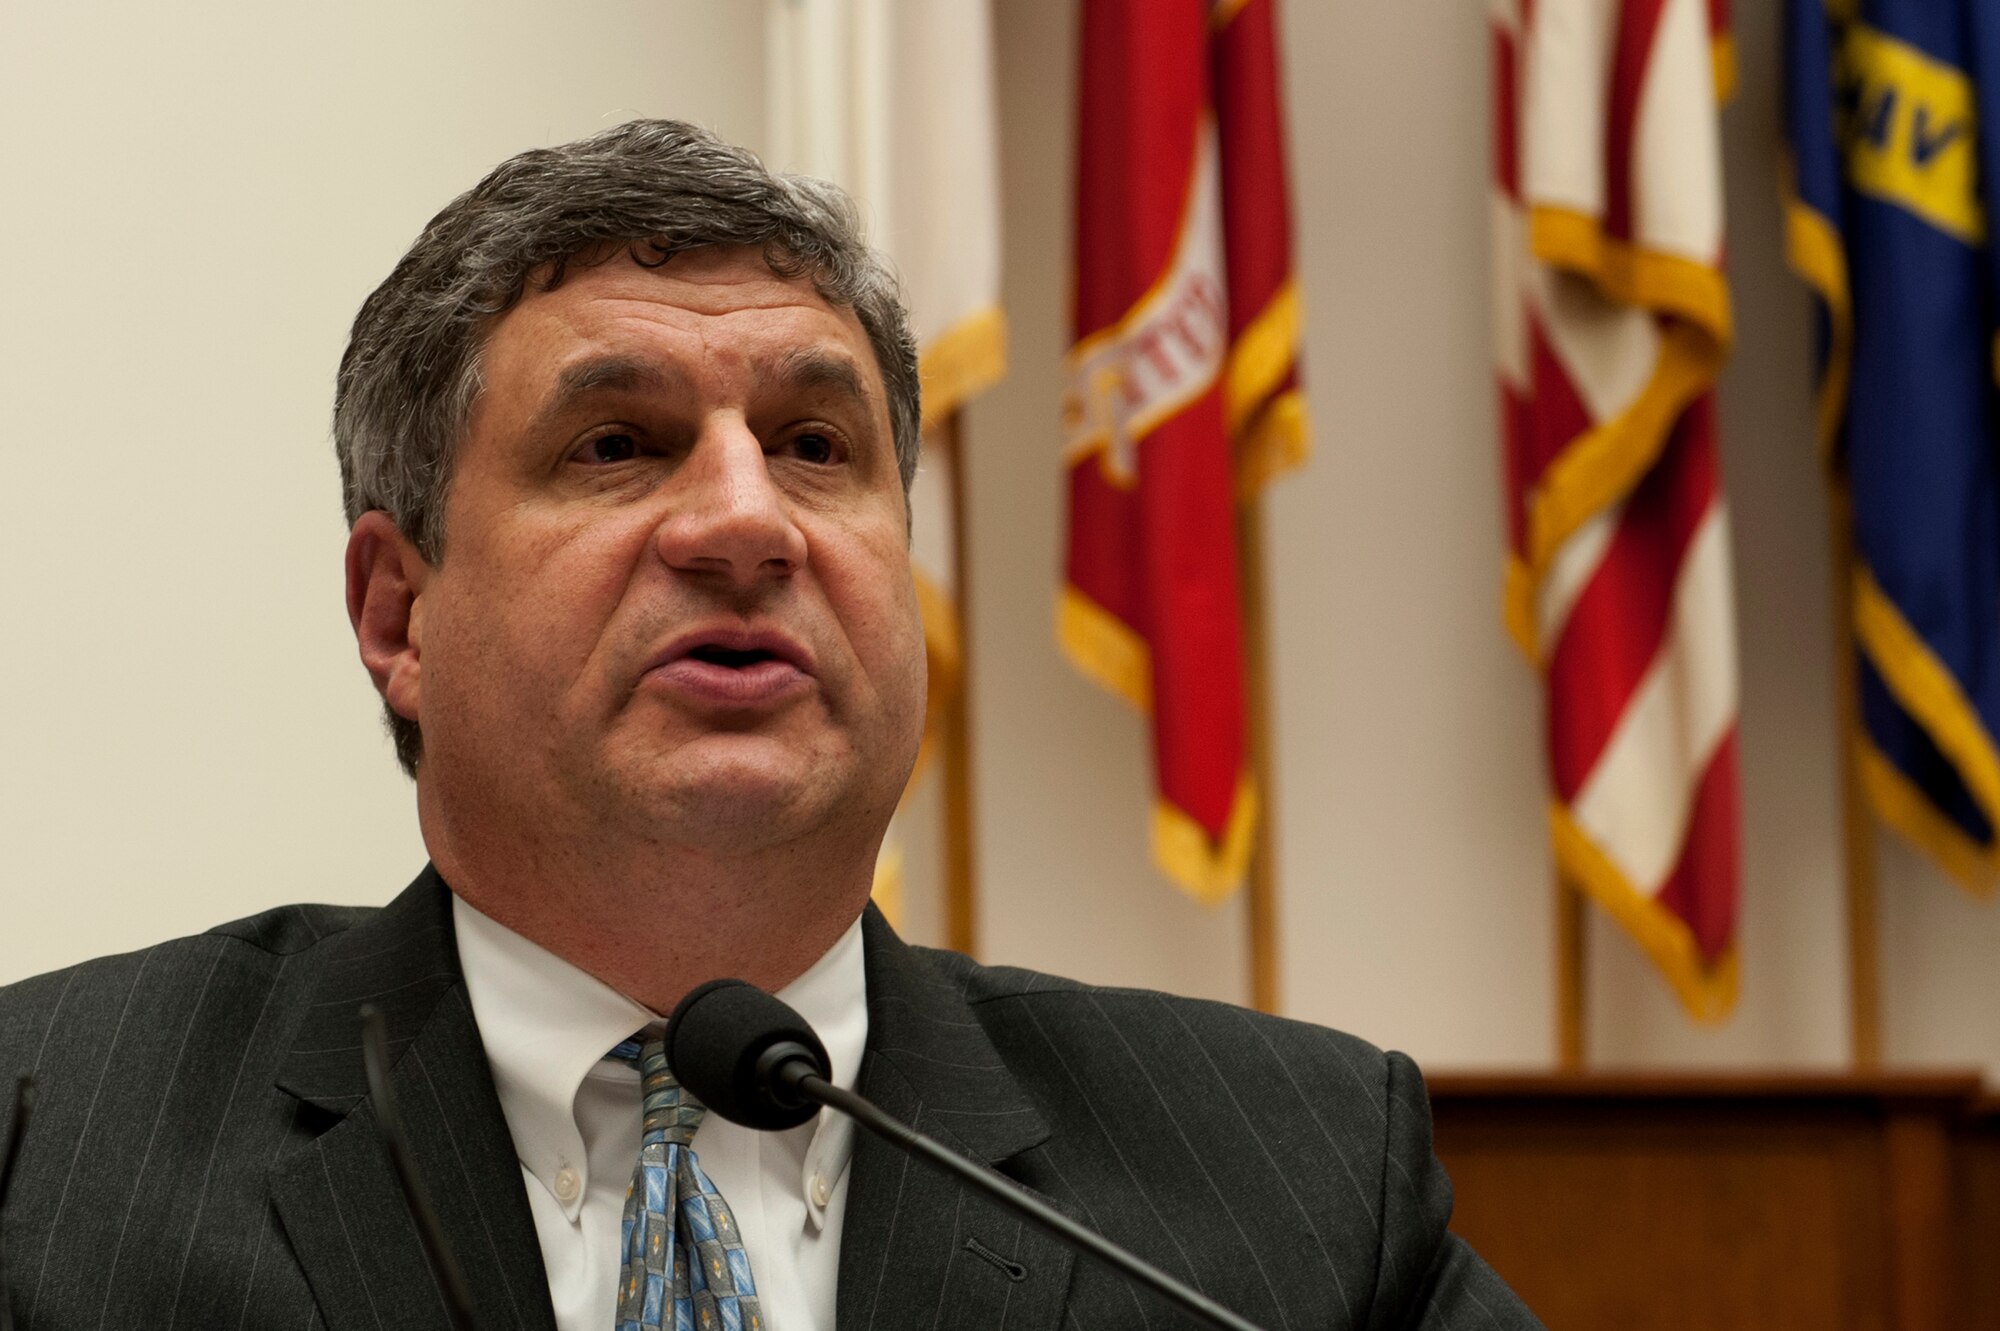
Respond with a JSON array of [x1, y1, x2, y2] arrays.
[[525, 355, 679, 433], [764, 346, 875, 408], [518, 347, 875, 437]]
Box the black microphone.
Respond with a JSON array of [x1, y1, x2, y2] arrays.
[[666, 980, 1269, 1331], [661, 980, 828, 1131]]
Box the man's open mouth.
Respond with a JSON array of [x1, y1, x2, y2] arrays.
[[686, 644, 781, 669], [642, 630, 813, 706]]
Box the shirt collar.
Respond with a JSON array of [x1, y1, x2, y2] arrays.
[[779, 913, 868, 1229], [451, 894, 869, 1225], [452, 895, 655, 1201]]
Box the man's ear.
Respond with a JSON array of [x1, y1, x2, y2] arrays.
[[346, 511, 431, 724]]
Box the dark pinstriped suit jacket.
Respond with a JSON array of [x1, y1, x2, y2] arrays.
[[0, 867, 1537, 1329]]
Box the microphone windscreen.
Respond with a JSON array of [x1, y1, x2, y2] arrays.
[[665, 979, 831, 1132]]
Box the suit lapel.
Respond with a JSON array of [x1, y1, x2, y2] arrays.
[[268, 867, 557, 1331], [837, 910, 1078, 1331], [264, 880, 1076, 1330]]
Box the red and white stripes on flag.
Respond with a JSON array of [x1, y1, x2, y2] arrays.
[[1492, 0, 1742, 1019]]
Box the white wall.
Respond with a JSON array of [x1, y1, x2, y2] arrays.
[[0, 1, 764, 966], [5, 0, 1997, 1081]]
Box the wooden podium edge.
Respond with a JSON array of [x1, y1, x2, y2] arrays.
[[1424, 1069, 1988, 1105]]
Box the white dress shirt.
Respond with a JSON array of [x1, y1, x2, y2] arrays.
[[453, 895, 868, 1331]]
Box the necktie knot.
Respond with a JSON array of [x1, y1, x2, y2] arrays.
[[624, 1037, 705, 1146], [612, 1036, 707, 1147]]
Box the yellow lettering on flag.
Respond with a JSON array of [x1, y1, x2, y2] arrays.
[[1838, 22, 1986, 244]]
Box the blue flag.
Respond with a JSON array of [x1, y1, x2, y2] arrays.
[[1786, 0, 2000, 891]]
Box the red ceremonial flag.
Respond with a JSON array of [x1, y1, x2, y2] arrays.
[[1492, 0, 1742, 1018], [1061, 0, 1306, 903]]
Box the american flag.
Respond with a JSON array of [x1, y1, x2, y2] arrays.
[[1492, 0, 1742, 1019]]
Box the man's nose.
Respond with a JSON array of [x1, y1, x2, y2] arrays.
[[654, 417, 808, 583]]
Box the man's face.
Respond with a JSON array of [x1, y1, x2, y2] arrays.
[[402, 245, 924, 857]]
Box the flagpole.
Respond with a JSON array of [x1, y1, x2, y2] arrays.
[[940, 409, 981, 958], [1237, 501, 1281, 1015], [1829, 486, 1881, 1067], [1556, 876, 1587, 1069]]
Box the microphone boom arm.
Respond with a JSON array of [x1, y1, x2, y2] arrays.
[[785, 1068, 1269, 1331]]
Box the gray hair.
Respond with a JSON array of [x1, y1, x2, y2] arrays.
[[334, 118, 923, 776]]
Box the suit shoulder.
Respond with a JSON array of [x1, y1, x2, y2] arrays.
[[0, 901, 376, 1062], [920, 947, 1400, 1108], [204, 900, 376, 955], [904, 942, 1089, 1000]]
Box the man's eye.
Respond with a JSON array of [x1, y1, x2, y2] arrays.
[[578, 433, 640, 465], [790, 432, 836, 465]]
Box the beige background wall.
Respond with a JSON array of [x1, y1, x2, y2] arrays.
[[4, 0, 1996, 1077]]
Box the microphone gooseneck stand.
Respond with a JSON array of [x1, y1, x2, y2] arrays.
[[0, 1076, 34, 1331], [667, 979, 1271, 1331], [359, 1004, 488, 1331], [797, 1072, 1269, 1331]]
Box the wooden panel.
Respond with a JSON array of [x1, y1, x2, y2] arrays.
[[1427, 1074, 1984, 1331], [1436, 1100, 1882, 1328], [1954, 1099, 2000, 1331], [1884, 1109, 1952, 1331]]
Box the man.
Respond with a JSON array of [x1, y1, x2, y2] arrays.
[[0, 121, 1537, 1329]]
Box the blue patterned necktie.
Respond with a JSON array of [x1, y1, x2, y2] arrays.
[[612, 1036, 765, 1331]]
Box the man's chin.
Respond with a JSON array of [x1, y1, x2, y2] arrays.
[[603, 750, 838, 846], [665, 778, 813, 836], [587, 725, 901, 852]]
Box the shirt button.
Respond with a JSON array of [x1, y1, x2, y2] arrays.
[[553, 1166, 581, 1203], [810, 1172, 832, 1208]]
